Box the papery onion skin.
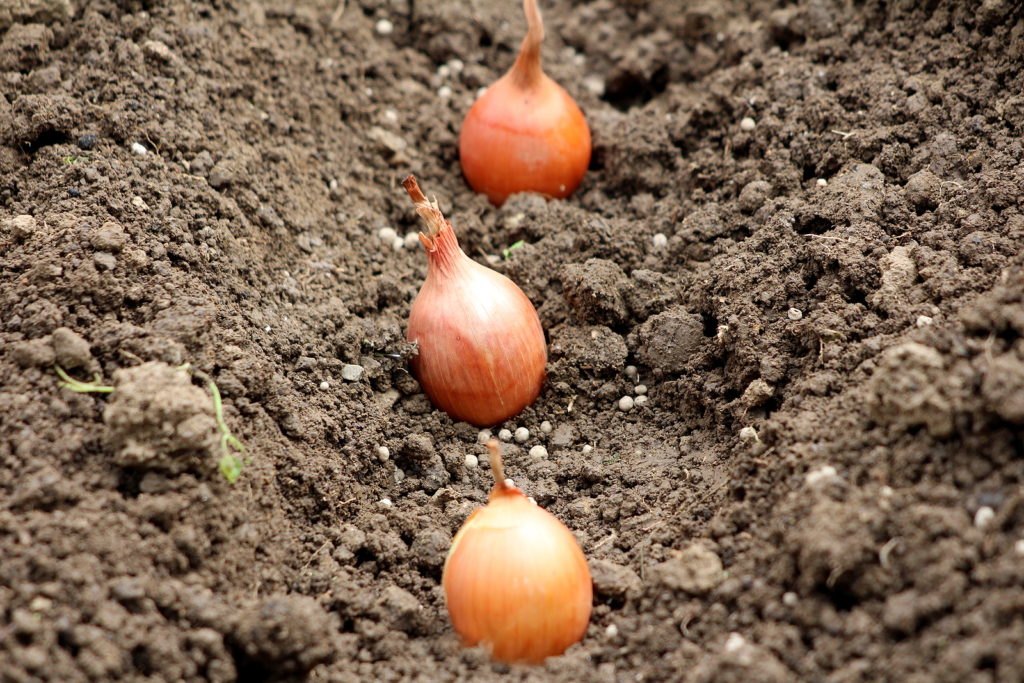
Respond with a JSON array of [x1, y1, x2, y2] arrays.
[[442, 444, 592, 664], [458, 0, 591, 207], [403, 176, 546, 427]]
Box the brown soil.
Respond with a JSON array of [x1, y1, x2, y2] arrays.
[[3, 0, 1024, 680]]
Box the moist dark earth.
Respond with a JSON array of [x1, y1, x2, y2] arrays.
[[2, 0, 1024, 680]]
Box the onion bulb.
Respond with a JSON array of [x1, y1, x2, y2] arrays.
[[402, 175, 546, 427], [443, 439, 592, 663], [459, 0, 591, 206]]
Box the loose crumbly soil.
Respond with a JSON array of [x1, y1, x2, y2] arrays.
[[3, 0, 1024, 680]]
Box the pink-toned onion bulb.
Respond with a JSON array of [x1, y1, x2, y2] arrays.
[[443, 439, 592, 663], [402, 175, 546, 427]]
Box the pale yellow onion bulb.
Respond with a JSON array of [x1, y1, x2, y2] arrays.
[[442, 440, 592, 664]]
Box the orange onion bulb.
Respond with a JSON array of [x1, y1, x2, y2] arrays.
[[443, 439, 592, 663], [402, 175, 546, 427], [459, 0, 592, 206]]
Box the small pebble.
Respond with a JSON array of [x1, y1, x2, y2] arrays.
[[394, 469, 405, 483], [652, 233, 668, 249], [131, 142, 147, 155], [377, 446, 390, 461], [447, 58, 464, 73], [782, 592, 798, 607], [78, 133, 98, 150], [583, 74, 604, 97], [498, 429, 512, 442], [404, 232, 419, 249], [724, 632, 747, 652], [916, 315, 933, 327], [738, 426, 759, 442], [319, 380, 330, 390], [437, 64, 451, 79], [618, 396, 635, 412], [384, 109, 398, 122], [816, 178, 828, 187], [375, 18, 394, 35], [625, 365, 638, 380], [392, 236, 405, 251], [529, 445, 548, 459], [264, 325, 272, 332], [739, 117, 756, 131], [514, 427, 530, 443], [540, 420, 553, 435], [634, 395, 649, 407], [476, 86, 488, 99], [605, 624, 619, 639], [974, 505, 995, 529], [477, 429, 492, 444], [378, 226, 397, 242], [787, 308, 803, 321], [438, 85, 453, 99], [464, 453, 479, 467], [1015, 539, 1024, 556], [378, 497, 393, 508], [634, 384, 648, 396], [805, 465, 838, 487], [582, 445, 593, 454], [341, 364, 364, 381]]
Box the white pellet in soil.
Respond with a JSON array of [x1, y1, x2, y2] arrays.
[[477, 429, 492, 444], [634, 384, 648, 396], [319, 380, 330, 390], [392, 236, 405, 251], [514, 427, 530, 443], [652, 233, 668, 249], [635, 395, 649, 407], [739, 426, 759, 441], [498, 429, 512, 442], [618, 396, 634, 412], [404, 232, 419, 249], [740, 116, 756, 131], [974, 506, 995, 528], [529, 445, 548, 459], [787, 308, 803, 321], [131, 142, 148, 155], [377, 446, 390, 461], [378, 226, 397, 242], [375, 18, 394, 35], [582, 445, 593, 454], [464, 453, 478, 467], [378, 497, 393, 508], [625, 365, 638, 379], [540, 420, 553, 434]]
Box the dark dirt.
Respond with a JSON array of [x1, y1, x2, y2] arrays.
[[2, 0, 1024, 680]]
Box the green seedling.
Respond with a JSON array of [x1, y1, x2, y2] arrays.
[[502, 239, 525, 260], [180, 364, 247, 484], [55, 365, 113, 393], [62, 156, 79, 165], [54, 364, 246, 484]]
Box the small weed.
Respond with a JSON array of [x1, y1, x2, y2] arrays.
[[55, 365, 113, 393], [62, 156, 79, 165], [502, 239, 525, 260], [54, 364, 247, 483]]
